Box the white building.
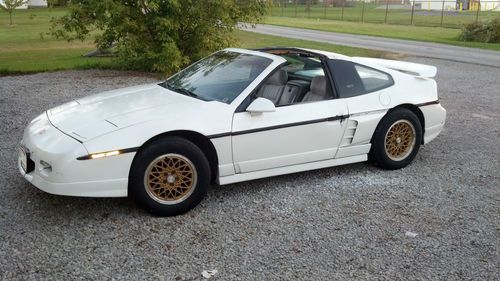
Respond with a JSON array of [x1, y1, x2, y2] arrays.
[[413, 0, 500, 11], [0, 0, 47, 9], [29, 0, 47, 7], [413, 0, 457, 10], [476, 1, 500, 11]]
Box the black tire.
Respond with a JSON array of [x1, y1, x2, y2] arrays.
[[129, 137, 210, 216], [369, 108, 422, 170]]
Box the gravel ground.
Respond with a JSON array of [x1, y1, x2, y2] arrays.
[[0, 58, 499, 280]]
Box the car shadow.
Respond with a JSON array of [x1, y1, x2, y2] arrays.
[[17, 180, 142, 219], [207, 161, 377, 199], [14, 161, 379, 220]]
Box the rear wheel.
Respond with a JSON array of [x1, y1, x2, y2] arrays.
[[369, 108, 422, 170], [129, 137, 210, 216]]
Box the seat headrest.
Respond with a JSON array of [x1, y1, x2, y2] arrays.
[[267, 69, 288, 86], [310, 76, 328, 96]]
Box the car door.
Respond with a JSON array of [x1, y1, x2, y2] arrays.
[[231, 97, 348, 174], [327, 59, 395, 159]]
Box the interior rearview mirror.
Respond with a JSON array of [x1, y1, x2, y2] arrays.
[[246, 98, 276, 114]]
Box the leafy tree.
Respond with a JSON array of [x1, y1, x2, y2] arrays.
[[47, 0, 63, 9], [46, 0, 68, 8], [1, 0, 28, 25], [50, 0, 267, 74]]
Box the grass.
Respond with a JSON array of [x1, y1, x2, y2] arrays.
[[264, 16, 500, 50], [0, 8, 117, 75], [268, 3, 500, 28], [233, 29, 387, 57], [0, 8, 389, 76]]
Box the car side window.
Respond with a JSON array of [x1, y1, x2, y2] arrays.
[[354, 64, 393, 93], [254, 64, 332, 107], [329, 59, 393, 98]]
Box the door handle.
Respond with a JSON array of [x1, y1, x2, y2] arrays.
[[327, 115, 349, 122]]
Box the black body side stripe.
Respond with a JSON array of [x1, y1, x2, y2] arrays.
[[207, 132, 232, 139], [208, 115, 349, 139], [416, 100, 440, 107], [77, 147, 140, 160]]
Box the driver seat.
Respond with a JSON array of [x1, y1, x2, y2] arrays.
[[257, 70, 288, 105]]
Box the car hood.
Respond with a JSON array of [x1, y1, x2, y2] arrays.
[[47, 83, 208, 141]]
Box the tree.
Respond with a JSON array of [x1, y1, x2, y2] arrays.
[[1, 0, 28, 25], [50, 0, 267, 74], [46, 0, 69, 8]]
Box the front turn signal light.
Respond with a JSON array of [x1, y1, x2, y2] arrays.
[[90, 150, 120, 159], [77, 147, 138, 160]]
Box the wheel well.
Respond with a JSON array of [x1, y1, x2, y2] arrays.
[[138, 130, 219, 184], [390, 104, 425, 144], [370, 104, 425, 145]]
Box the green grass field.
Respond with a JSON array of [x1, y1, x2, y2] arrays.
[[268, 2, 500, 28], [263, 16, 500, 50], [0, 9, 117, 74], [0, 8, 386, 75], [233, 29, 386, 57]]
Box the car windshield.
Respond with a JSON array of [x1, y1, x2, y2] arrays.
[[162, 51, 272, 104]]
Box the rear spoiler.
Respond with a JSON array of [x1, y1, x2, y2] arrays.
[[353, 57, 437, 78]]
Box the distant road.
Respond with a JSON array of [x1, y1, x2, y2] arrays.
[[242, 24, 500, 67]]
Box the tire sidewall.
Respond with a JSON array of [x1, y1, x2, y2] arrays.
[[370, 108, 423, 170], [129, 137, 210, 216]]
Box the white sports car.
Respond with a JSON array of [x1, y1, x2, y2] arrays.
[[19, 47, 446, 216]]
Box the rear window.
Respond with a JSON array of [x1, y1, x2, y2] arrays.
[[281, 53, 325, 79], [328, 60, 393, 98]]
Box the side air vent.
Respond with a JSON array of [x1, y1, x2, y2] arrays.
[[340, 120, 358, 146]]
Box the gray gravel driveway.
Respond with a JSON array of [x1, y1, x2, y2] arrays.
[[243, 24, 500, 67], [0, 58, 499, 280]]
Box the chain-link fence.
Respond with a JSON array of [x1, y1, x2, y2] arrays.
[[268, 0, 500, 28]]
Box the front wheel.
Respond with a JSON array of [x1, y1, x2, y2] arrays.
[[129, 137, 210, 216], [369, 108, 422, 170]]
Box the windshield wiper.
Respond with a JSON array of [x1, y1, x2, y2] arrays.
[[173, 86, 198, 98], [160, 81, 212, 101]]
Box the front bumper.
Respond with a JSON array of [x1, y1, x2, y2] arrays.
[[19, 113, 132, 197], [18, 163, 128, 197]]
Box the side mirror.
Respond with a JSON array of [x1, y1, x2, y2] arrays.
[[246, 98, 276, 114]]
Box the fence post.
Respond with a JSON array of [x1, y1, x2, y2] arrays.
[[294, 0, 298, 17], [324, 0, 327, 19], [475, 0, 481, 22], [440, 0, 445, 26], [307, 0, 311, 18], [384, 0, 389, 24], [341, 3, 345, 20], [361, 0, 366, 23], [410, 0, 415, 25]]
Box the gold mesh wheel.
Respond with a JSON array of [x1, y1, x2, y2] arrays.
[[384, 120, 416, 161], [143, 153, 197, 205]]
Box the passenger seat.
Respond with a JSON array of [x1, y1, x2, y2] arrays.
[[257, 70, 288, 105], [302, 76, 331, 102]]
